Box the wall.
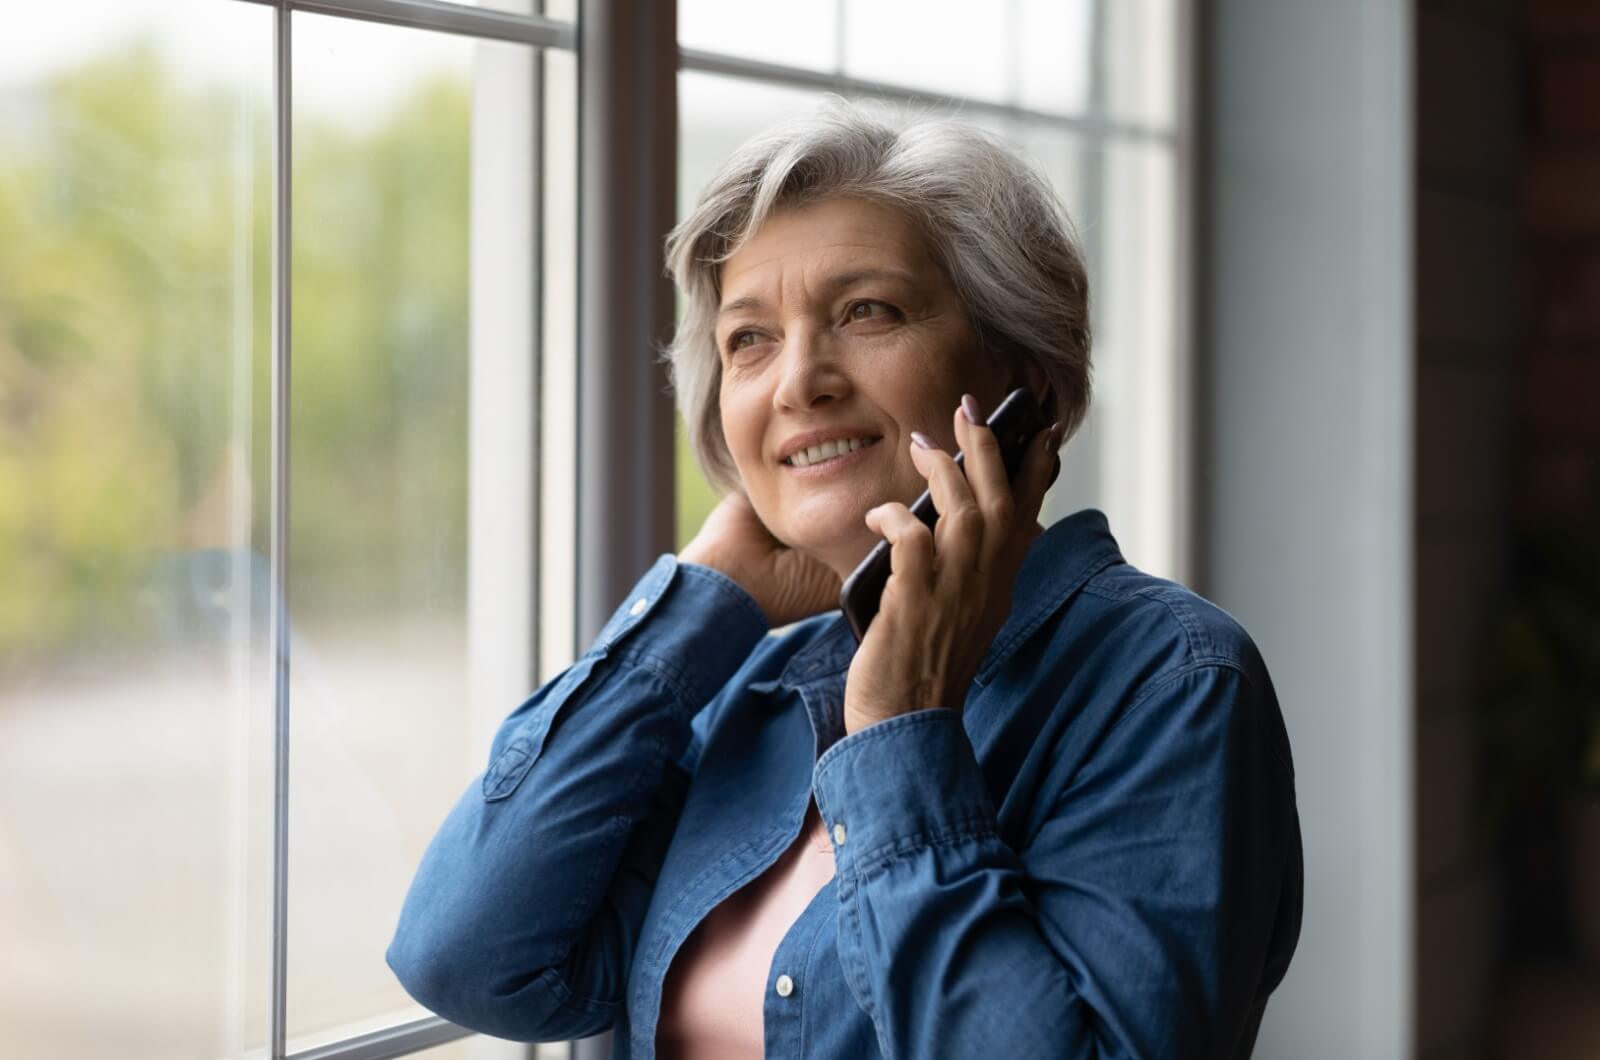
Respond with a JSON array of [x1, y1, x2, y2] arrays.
[[1203, 2, 1415, 1056], [1521, 0, 1600, 518], [1411, 1, 1520, 1056]]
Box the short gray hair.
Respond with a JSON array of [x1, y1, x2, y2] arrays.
[[664, 96, 1092, 492]]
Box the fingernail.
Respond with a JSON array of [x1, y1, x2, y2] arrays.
[[960, 393, 982, 424], [910, 430, 938, 450], [1045, 422, 1065, 453]]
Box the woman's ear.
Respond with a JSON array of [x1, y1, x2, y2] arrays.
[[1009, 356, 1053, 409]]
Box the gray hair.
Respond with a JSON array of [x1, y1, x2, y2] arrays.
[[663, 96, 1092, 493]]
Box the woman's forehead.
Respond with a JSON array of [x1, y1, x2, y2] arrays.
[[718, 199, 940, 308]]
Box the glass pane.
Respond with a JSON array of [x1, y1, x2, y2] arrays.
[[541, 0, 577, 22], [841, 0, 1011, 103], [0, 2, 274, 1059], [1101, 0, 1178, 127], [679, 72, 829, 222], [835, 0, 1174, 126], [1006, 125, 1099, 524], [287, 13, 544, 1041], [1017, 0, 1095, 117], [679, 0, 838, 71], [1041, 138, 1179, 577]]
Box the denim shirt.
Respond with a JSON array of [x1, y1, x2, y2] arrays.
[[387, 509, 1303, 1059]]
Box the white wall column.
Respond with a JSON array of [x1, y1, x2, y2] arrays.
[[1201, 1, 1415, 1056]]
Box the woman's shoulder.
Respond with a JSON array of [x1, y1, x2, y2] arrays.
[[1076, 561, 1265, 677], [1018, 532, 1293, 782], [1006, 511, 1269, 684]]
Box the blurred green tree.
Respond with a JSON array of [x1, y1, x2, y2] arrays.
[[0, 40, 472, 671]]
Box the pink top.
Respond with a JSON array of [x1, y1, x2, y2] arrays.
[[656, 798, 837, 1059]]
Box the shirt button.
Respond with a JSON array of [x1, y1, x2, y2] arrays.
[[832, 822, 847, 846], [628, 597, 648, 617], [775, 974, 794, 998]]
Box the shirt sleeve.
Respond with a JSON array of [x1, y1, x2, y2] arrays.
[[809, 662, 1303, 1060], [386, 555, 769, 1043]]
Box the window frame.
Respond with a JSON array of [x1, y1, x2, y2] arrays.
[[231, 2, 574, 1058]]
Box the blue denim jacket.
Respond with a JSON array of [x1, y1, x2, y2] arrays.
[[387, 509, 1302, 1058]]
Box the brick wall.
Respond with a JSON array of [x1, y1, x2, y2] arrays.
[[1413, 1, 1519, 1055], [1522, 0, 1600, 521], [1416, 1, 1600, 1055]]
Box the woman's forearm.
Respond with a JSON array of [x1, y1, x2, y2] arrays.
[[385, 555, 769, 1043], [814, 665, 1299, 1059]]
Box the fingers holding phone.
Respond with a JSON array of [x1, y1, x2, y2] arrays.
[[839, 387, 1057, 643], [949, 396, 1065, 578], [843, 392, 1064, 735]]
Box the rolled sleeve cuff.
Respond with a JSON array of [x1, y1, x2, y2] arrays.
[[810, 709, 999, 878], [592, 555, 770, 712]]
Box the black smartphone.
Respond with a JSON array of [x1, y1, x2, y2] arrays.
[[839, 387, 1049, 644]]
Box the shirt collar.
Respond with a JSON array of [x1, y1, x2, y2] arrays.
[[773, 508, 1125, 690]]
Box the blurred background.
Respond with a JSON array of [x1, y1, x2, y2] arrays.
[[0, 1, 1596, 1058]]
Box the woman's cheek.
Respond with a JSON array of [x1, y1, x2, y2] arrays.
[[719, 384, 761, 469]]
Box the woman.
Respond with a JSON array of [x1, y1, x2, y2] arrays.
[[388, 99, 1302, 1059]]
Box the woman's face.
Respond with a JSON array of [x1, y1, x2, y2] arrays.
[[715, 196, 1019, 579]]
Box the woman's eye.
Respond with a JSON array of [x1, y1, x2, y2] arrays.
[[847, 300, 897, 323], [727, 330, 759, 353]]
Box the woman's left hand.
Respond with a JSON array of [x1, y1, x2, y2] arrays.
[[843, 395, 1065, 736]]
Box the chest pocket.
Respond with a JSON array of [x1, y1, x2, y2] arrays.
[[482, 653, 603, 801]]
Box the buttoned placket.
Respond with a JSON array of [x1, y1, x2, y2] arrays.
[[760, 870, 836, 1058]]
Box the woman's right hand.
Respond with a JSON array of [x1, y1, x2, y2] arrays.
[[678, 491, 842, 628]]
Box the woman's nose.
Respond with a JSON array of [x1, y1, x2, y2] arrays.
[[771, 328, 849, 411]]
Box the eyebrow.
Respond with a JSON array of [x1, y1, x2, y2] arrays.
[[717, 267, 918, 318]]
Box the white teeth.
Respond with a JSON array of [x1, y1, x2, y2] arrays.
[[786, 436, 880, 467]]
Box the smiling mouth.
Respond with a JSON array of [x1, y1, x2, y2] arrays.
[[782, 435, 882, 468]]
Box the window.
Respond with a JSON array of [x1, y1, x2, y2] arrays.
[[2, 2, 1183, 1058], [675, 0, 1189, 582], [1, 1, 574, 1057]]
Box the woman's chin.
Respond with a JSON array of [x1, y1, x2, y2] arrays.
[[771, 484, 908, 575], [781, 525, 877, 580]]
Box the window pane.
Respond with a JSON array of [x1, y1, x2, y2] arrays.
[[1081, 139, 1179, 575], [0, 2, 274, 1058], [1017, 0, 1095, 117], [679, 0, 838, 71], [835, 0, 1174, 126], [841, 0, 1011, 103], [1038, 137, 1180, 577], [286, 13, 543, 1042], [1102, 0, 1178, 128], [1005, 124, 1101, 525]]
